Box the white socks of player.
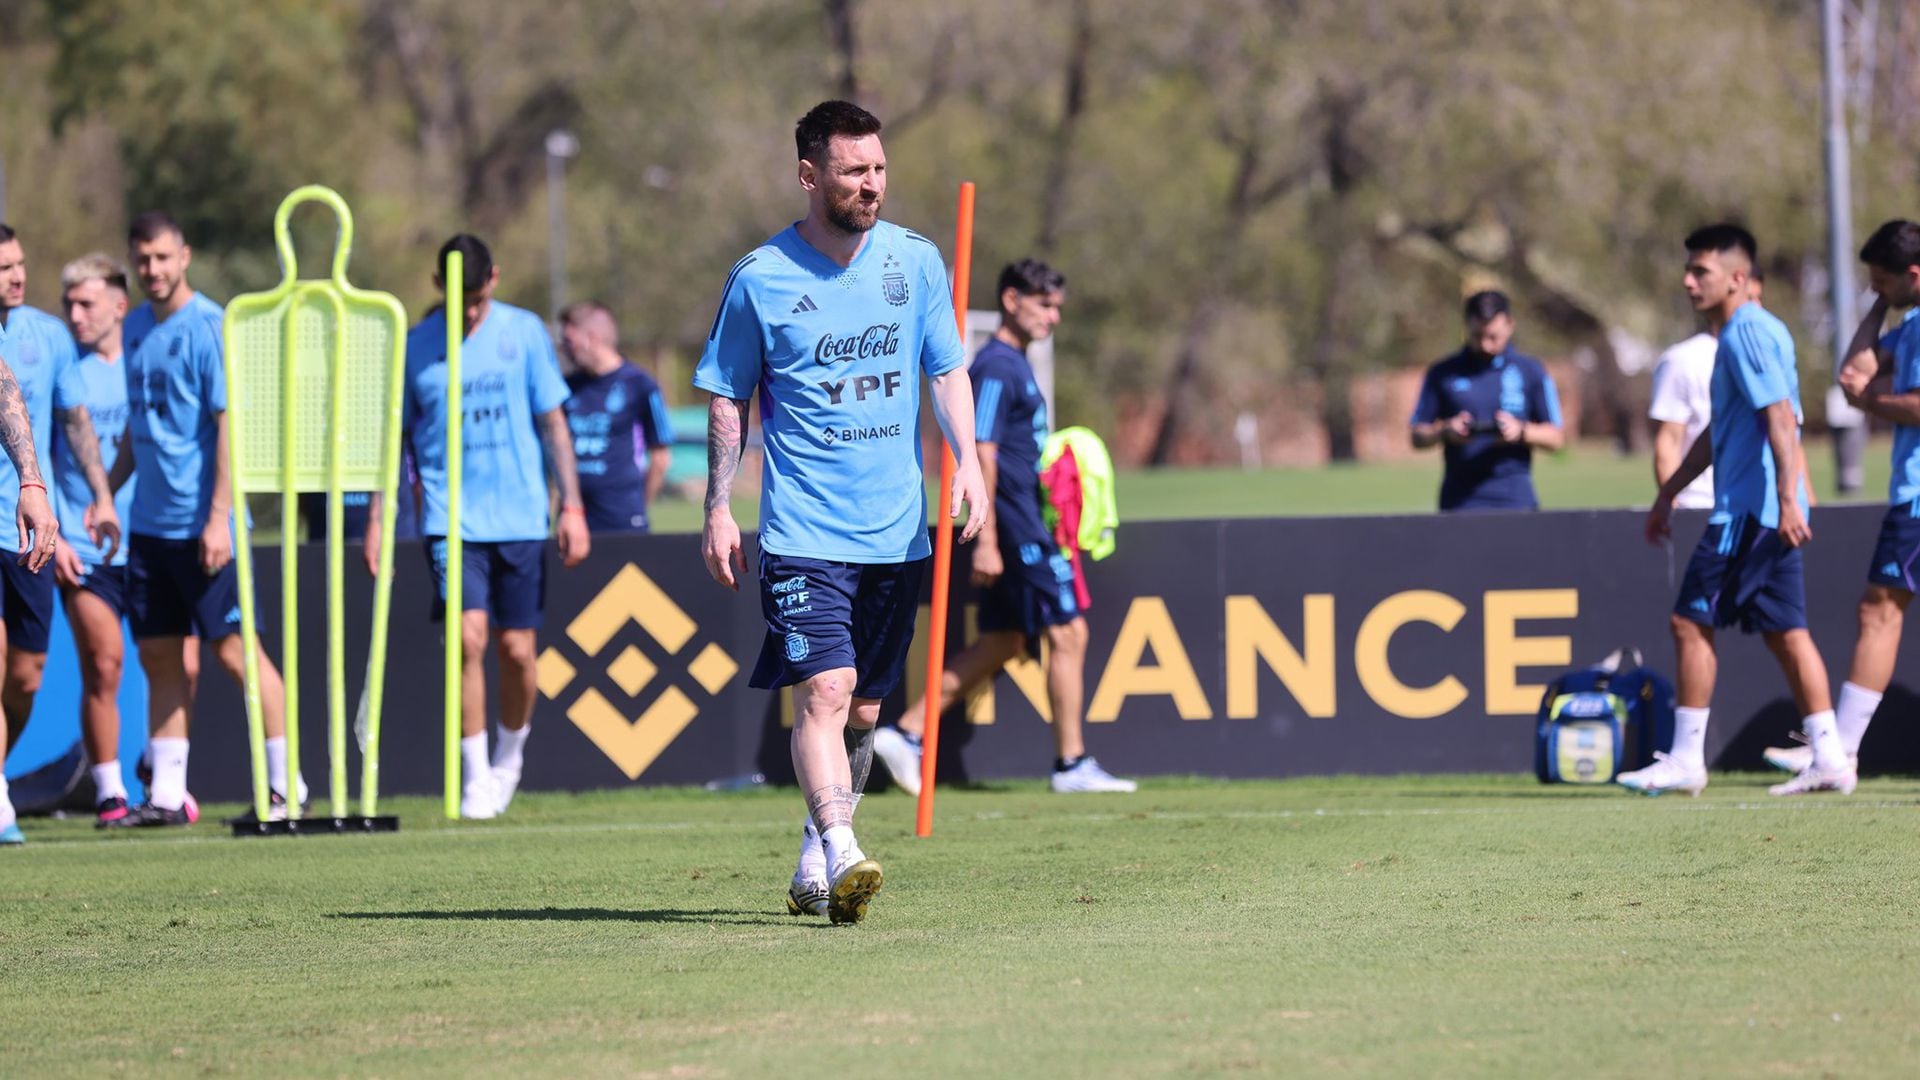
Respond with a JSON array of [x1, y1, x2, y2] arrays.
[[263, 736, 310, 804], [461, 733, 489, 787], [822, 824, 861, 876], [91, 762, 128, 803], [0, 772, 14, 833], [493, 724, 529, 773], [148, 737, 190, 811], [1835, 682, 1881, 757], [1671, 706, 1710, 770], [794, 818, 826, 886], [1801, 709, 1848, 770]]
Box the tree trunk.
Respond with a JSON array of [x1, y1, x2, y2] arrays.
[[824, 0, 860, 101], [1036, 0, 1092, 256], [1147, 299, 1219, 466]]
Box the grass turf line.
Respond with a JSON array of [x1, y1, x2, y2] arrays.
[[3, 774, 1916, 1078]]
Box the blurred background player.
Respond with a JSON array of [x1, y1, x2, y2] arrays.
[[1771, 219, 1920, 790], [874, 259, 1134, 795], [0, 227, 119, 827], [366, 234, 589, 819], [51, 254, 140, 825], [697, 100, 986, 924], [1628, 224, 1846, 796], [558, 301, 673, 534], [119, 211, 302, 827], [1409, 291, 1565, 511]]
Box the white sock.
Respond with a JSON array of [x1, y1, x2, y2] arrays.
[[263, 737, 310, 803], [1672, 707, 1710, 769], [794, 817, 826, 884], [148, 737, 190, 811], [1803, 709, 1849, 770], [461, 733, 490, 788], [91, 761, 127, 802], [822, 824, 859, 874], [493, 724, 529, 772], [0, 773, 13, 831], [1835, 682, 1881, 757]]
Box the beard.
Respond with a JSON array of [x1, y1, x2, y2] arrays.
[[825, 191, 882, 234]]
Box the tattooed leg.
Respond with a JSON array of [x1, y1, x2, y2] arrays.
[[805, 783, 857, 832], [791, 667, 855, 830], [845, 697, 880, 796]]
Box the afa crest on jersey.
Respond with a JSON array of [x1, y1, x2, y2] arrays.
[[882, 272, 909, 307]]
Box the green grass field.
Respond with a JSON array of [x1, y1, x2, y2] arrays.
[[6, 776, 1917, 1077], [648, 438, 1898, 533]]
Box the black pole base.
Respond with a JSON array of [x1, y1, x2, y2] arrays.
[[231, 815, 401, 838]]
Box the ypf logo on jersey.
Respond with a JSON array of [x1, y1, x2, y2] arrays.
[[535, 565, 739, 780]]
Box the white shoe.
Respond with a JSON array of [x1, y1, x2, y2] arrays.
[[1768, 761, 1858, 797], [461, 774, 500, 819], [872, 726, 923, 796], [491, 763, 522, 814], [1763, 734, 1856, 776], [1616, 752, 1707, 797], [826, 848, 883, 926], [1050, 757, 1138, 793]]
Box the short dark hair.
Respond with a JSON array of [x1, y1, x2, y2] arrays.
[[559, 299, 613, 326], [1462, 290, 1510, 323], [795, 100, 883, 163], [128, 211, 185, 246], [1859, 220, 1920, 275], [997, 259, 1066, 305], [1749, 264, 1765, 285], [1684, 223, 1758, 264], [436, 234, 494, 293], [0, 224, 16, 246]]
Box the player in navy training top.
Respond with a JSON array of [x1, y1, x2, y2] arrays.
[[0, 225, 88, 846], [366, 234, 589, 820], [559, 301, 672, 533], [117, 212, 303, 827], [1803, 219, 1920, 792], [1630, 224, 1842, 798], [875, 259, 1135, 796], [1410, 290, 1565, 511], [696, 100, 987, 924]]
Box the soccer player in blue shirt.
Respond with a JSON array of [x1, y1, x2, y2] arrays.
[[874, 259, 1135, 796], [0, 228, 80, 844], [1410, 291, 1565, 511], [698, 100, 987, 924], [364, 234, 590, 819], [1628, 224, 1845, 797], [1778, 219, 1920, 793], [558, 301, 673, 533], [49, 254, 142, 825], [116, 212, 303, 827]]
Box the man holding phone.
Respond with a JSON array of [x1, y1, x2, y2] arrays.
[[1410, 290, 1565, 511]]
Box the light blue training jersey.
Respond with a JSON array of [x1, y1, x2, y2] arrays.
[[0, 305, 77, 553], [53, 350, 136, 566], [693, 220, 965, 563], [403, 301, 569, 542], [124, 292, 226, 540], [1710, 301, 1807, 529], [1881, 307, 1920, 510]]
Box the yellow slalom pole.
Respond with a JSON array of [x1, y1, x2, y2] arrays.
[[443, 251, 464, 821], [279, 289, 305, 820], [323, 287, 349, 820], [228, 311, 272, 827]]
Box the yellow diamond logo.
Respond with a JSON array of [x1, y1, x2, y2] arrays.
[[537, 564, 734, 780]]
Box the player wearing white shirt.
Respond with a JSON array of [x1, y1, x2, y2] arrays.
[[1649, 332, 1717, 511]]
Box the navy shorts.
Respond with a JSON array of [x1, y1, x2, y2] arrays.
[[1866, 505, 1920, 593], [749, 552, 927, 699], [581, 491, 649, 535], [1674, 516, 1807, 634], [127, 534, 243, 641], [0, 552, 55, 653], [63, 563, 129, 618], [425, 538, 546, 630], [976, 537, 1081, 657]]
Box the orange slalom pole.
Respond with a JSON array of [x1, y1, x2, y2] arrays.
[[916, 180, 974, 837]]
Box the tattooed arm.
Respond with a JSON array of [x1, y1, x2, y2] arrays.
[[701, 393, 750, 590], [56, 404, 121, 558], [0, 357, 58, 571], [539, 407, 590, 568]]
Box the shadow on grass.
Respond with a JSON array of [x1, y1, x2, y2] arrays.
[[330, 908, 813, 927]]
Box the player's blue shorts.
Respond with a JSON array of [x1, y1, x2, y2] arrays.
[[976, 535, 1080, 657], [63, 562, 129, 618], [0, 551, 55, 652], [127, 534, 243, 641], [580, 489, 649, 534], [749, 552, 927, 699], [1673, 515, 1807, 634], [1866, 504, 1920, 593], [425, 538, 546, 630]]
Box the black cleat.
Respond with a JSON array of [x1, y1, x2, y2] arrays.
[[94, 796, 133, 828], [224, 790, 306, 826], [107, 796, 200, 828]]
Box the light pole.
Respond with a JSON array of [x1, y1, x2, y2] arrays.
[[1822, 0, 1866, 493], [545, 129, 580, 326]]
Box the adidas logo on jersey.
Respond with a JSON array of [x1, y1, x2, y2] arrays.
[[1880, 562, 1902, 580], [791, 295, 818, 314]]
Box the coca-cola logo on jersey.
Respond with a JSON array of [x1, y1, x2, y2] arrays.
[[814, 323, 901, 365]]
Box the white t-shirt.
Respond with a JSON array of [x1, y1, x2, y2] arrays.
[[1648, 332, 1716, 510]]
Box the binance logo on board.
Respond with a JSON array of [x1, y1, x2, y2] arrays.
[[536, 565, 737, 779]]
